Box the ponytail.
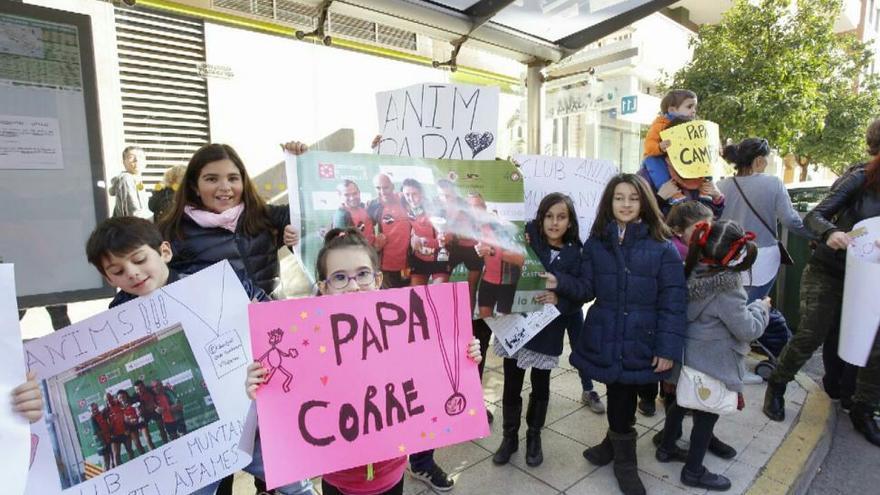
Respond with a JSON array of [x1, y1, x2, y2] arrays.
[[722, 138, 770, 171]]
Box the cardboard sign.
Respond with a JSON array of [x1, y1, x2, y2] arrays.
[[375, 83, 499, 160], [249, 282, 489, 488], [23, 262, 254, 495], [286, 150, 544, 315], [514, 154, 617, 242], [660, 120, 722, 179], [485, 305, 561, 355], [0, 264, 30, 495], [839, 216, 880, 366]]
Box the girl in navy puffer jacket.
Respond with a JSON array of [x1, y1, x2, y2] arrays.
[[546, 174, 687, 495]]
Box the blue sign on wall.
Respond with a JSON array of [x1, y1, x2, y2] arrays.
[[621, 95, 637, 115]]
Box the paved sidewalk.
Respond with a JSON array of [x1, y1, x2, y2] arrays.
[[19, 303, 815, 495], [234, 348, 810, 495]]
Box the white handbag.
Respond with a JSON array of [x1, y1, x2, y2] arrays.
[[676, 365, 738, 415]]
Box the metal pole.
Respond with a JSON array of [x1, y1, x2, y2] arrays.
[[526, 62, 544, 154]]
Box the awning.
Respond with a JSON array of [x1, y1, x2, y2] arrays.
[[331, 0, 680, 65]]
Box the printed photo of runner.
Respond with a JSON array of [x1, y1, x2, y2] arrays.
[[288, 151, 544, 315], [38, 324, 218, 489]]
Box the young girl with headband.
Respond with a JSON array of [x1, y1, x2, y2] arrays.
[[656, 220, 770, 491], [246, 228, 483, 494]]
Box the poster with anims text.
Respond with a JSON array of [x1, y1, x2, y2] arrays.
[[23, 261, 255, 495]]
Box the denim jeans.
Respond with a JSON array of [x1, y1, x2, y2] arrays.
[[745, 277, 792, 357], [190, 433, 314, 495]]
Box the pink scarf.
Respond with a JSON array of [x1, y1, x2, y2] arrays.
[[184, 203, 244, 232]]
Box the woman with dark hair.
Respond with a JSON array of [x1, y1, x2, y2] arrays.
[[545, 174, 687, 495], [400, 177, 448, 285], [717, 138, 815, 362], [763, 119, 880, 448], [158, 142, 305, 297]]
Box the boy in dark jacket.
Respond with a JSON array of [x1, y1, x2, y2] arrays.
[[85, 217, 268, 309], [84, 217, 314, 494]]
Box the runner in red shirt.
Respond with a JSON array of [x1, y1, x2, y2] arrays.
[[401, 178, 448, 285], [367, 173, 411, 288], [437, 180, 483, 308], [468, 192, 525, 318], [332, 180, 376, 244], [117, 390, 147, 456], [135, 379, 165, 446], [105, 393, 134, 465], [90, 402, 113, 469], [152, 380, 186, 440]]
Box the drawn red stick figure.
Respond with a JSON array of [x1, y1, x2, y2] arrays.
[[257, 328, 299, 393]]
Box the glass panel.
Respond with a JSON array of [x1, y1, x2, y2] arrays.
[[491, 0, 653, 43], [425, 0, 483, 11]]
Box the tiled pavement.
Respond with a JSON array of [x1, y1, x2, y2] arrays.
[[17, 299, 808, 495], [236, 347, 808, 495]]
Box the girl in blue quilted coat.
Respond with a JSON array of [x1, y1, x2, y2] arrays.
[[544, 174, 687, 495]]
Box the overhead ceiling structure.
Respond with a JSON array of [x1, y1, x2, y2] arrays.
[[333, 0, 680, 67]]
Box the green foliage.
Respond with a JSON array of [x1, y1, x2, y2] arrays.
[[666, 0, 880, 175]]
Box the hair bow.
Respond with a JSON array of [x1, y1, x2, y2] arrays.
[[690, 221, 711, 248], [719, 231, 756, 266]]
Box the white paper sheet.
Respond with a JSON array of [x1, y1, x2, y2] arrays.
[[513, 154, 617, 242], [0, 115, 64, 170], [839, 216, 880, 366], [0, 264, 30, 495], [375, 83, 499, 160], [23, 261, 256, 495], [485, 305, 561, 355]]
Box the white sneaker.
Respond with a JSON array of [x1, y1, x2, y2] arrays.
[[743, 370, 763, 385]]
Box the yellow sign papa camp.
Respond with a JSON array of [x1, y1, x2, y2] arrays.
[[659, 120, 722, 179]]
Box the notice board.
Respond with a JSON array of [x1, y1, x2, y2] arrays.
[[0, 1, 113, 307]]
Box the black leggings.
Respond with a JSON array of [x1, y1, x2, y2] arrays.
[[503, 358, 550, 403], [605, 382, 640, 433], [322, 477, 404, 495], [661, 402, 719, 472], [473, 318, 492, 380]]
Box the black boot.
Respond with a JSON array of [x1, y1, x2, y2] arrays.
[[525, 396, 549, 467], [762, 380, 787, 422], [609, 430, 646, 495], [583, 433, 614, 466], [850, 402, 880, 447], [492, 398, 522, 465]]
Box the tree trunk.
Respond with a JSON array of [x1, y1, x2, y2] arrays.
[[798, 163, 809, 182]]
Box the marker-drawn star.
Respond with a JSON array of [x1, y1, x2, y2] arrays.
[[431, 417, 438, 423], [313, 325, 321, 333], [289, 324, 298, 333], [429, 432, 436, 439], [420, 432, 427, 438], [444, 427, 452, 434], [468, 409, 476, 416], [398, 444, 406, 452], [300, 311, 309, 320], [302, 339, 310, 347], [319, 345, 327, 354], [316, 308, 324, 316]]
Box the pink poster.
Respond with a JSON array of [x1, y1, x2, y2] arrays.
[[248, 282, 489, 488]]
